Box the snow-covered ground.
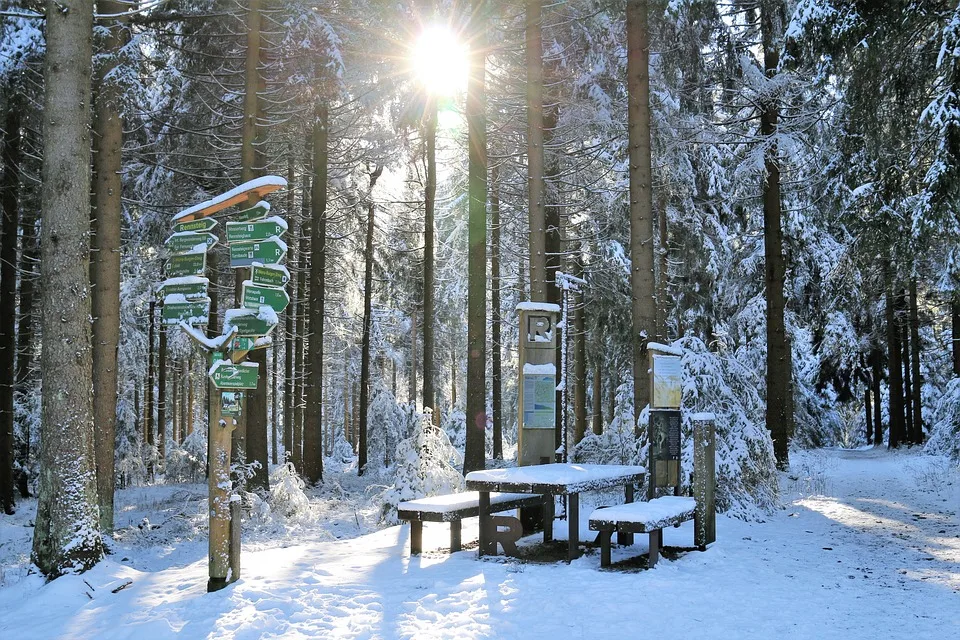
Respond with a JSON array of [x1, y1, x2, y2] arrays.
[[1, 448, 957, 639]]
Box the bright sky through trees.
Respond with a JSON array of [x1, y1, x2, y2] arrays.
[[411, 25, 467, 97]]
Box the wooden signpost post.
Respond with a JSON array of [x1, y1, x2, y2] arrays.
[[158, 176, 288, 593]]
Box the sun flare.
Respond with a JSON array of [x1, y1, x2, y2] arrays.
[[411, 26, 468, 96]]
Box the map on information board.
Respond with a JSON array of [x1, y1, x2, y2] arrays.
[[523, 374, 556, 429], [652, 354, 683, 408]]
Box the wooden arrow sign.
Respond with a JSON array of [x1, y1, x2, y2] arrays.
[[166, 231, 218, 255], [172, 176, 286, 224], [225, 217, 288, 244], [174, 218, 218, 234], [229, 237, 287, 268], [157, 276, 208, 300], [161, 297, 210, 326], [167, 251, 207, 278], [209, 360, 259, 389], [241, 281, 290, 313]]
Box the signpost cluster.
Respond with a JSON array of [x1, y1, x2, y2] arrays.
[[157, 176, 288, 592]]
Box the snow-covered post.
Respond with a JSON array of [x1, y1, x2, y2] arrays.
[[692, 412, 716, 549], [516, 301, 561, 467], [648, 342, 684, 496]]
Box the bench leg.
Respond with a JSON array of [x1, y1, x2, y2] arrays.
[[410, 521, 423, 556], [450, 519, 462, 553], [600, 530, 612, 567], [567, 493, 580, 562], [648, 529, 661, 568], [543, 495, 554, 544], [478, 491, 495, 556], [619, 484, 635, 546]]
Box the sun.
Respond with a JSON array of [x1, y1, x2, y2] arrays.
[[411, 26, 468, 97]]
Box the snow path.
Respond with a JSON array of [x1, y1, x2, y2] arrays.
[[0, 448, 958, 639]]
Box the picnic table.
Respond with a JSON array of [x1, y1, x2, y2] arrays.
[[464, 463, 646, 562]]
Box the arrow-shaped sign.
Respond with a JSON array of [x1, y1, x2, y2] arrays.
[[230, 201, 271, 223], [209, 360, 259, 390], [167, 251, 207, 278], [225, 217, 288, 244], [223, 308, 278, 337], [241, 281, 290, 313], [161, 296, 210, 326], [174, 218, 218, 234], [157, 276, 209, 300], [229, 237, 287, 268], [166, 231, 218, 255], [250, 263, 290, 288]]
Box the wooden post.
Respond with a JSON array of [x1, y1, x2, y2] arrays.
[[207, 382, 233, 592], [693, 412, 716, 549]]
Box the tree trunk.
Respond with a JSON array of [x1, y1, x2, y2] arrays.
[[32, 0, 104, 575], [573, 261, 587, 445], [526, 0, 546, 301], [15, 190, 38, 468], [172, 360, 180, 445], [952, 296, 960, 376], [304, 109, 328, 484], [901, 307, 913, 443], [0, 97, 21, 514], [544, 101, 562, 453], [871, 346, 883, 445], [760, 0, 792, 468], [90, 0, 127, 531], [451, 349, 457, 409], [863, 369, 872, 444], [464, 0, 488, 475], [491, 165, 502, 459], [157, 322, 167, 470], [187, 356, 195, 439], [626, 0, 656, 435], [293, 147, 311, 472], [909, 278, 923, 443], [886, 283, 905, 448], [423, 99, 437, 421], [592, 357, 603, 436], [283, 149, 296, 461], [358, 168, 382, 476], [146, 300, 156, 470], [409, 308, 417, 406], [271, 347, 278, 464]]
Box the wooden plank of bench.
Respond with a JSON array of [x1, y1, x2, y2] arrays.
[[590, 496, 697, 568]]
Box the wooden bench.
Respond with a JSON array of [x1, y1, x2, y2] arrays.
[[398, 492, 544, 555], [589, 496, 697, 568]]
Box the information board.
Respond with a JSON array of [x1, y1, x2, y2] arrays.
[[522, 374, 556, 429], [651, 409, 681, 461], [652, 354, 683, 409]]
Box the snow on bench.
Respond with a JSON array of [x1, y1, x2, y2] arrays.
[[398, 492, 544, 555], [589, 496, 698, 568]]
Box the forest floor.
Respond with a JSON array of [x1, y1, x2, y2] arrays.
[[0, 447, 958, 639]]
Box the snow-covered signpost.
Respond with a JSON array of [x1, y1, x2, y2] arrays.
[[516, 301, 561, 467], [647, 343, 683, 496], [160, 176, 287, 593]]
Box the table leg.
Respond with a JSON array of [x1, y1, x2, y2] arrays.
[[619, 483, 634, 546], [567, 493, 580, 561], [543, 494, 554, 543], [478, 490, 493, 556]]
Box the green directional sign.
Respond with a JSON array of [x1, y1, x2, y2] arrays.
[[209, 360, 259, 389], [157, 277, 208, 300], [166, 231, 218, 255], [161, 297, 210, 326], [174, 218, 218, 234], [224, 310, 277, 337], [232, 202, 270, 223], [229, 238, 286, 268], [250, 263, 290, 288], [229, 336, 256, 351], [225, 218, 287, 244], [167, 251, 206, 278], [242, 282, 290, 313]]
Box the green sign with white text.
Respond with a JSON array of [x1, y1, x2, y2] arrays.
[[157, 277, 208, 300], [166, 232, 218, 254], [173, 218, 218, 234], [167, 251, 206, 278], [229, 239, 286, 268], [209, 360, 259, 389], [251, 263, 290, 287], [161, 298, 210, 326], [242, 283, 289, 313], [224, 311, 277, 337], [226, 219, 286, 244], [232, 203, 270, 222]]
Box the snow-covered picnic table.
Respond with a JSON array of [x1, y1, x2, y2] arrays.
[[465, 463, 646, 561]]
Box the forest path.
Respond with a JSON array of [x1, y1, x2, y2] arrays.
[[785, 447, 960, 595], [0, 448, 958, 639]]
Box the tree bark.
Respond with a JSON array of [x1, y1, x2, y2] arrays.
[[952, 295, 960, 376], [409, 307, 417, 406], [157, 322, 167, 469], [901, 305, 913, 443], [760, 0, 792, 468], [886, 282, 905, 448], [283, 149, 296, 461], [871, 346, 883, 445], [422, 99, 437, 421], [526, 0, 546, 301], [293, 176, 309, 471], [464, 0, 488, 475], [146, 300, 156, 470], [32, 0, 104, 576], [592, 356, 603, 436], [304, 108, 328, 484], [626, 0, 656, 435], [909, 278, 923, 443], [0, 96, 21, 514], [491, 164, 502, 459], [573, 261, 587, 445], [358, 167, 382, 476]]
